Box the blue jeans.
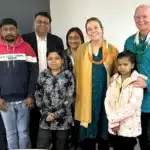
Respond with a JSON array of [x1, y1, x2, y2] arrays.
[[1, 100, 29, 149]]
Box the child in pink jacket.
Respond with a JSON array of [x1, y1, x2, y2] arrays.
[[105, 51, 146, 150]]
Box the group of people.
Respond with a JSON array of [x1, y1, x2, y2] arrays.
[[0, 4, 150, 150]]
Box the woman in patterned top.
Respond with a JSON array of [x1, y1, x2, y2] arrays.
[[34, 49, 75, 150]]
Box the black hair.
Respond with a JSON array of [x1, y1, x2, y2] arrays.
[[46, 49, 65, 60], [35, 12, 52, 23], [117, 50, 137, 71], [66, 27, 84, 48], [0, 18, 17, 28], [85, 17, 104, 32]]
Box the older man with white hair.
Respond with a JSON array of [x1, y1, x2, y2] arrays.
[[124, 4, 150, 150]]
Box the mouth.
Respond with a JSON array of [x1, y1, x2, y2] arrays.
[[39, 26, 46, 29], [137, 23, 147, 26], [119, 70, 126, 74], [91, 34, 99, 38], [51, 64, 57, 66], [6, 35, 14, 38]]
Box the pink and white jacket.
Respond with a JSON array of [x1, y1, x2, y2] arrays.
[[105, 71, 146, 137]]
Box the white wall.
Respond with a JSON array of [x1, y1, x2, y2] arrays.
[[50, 0, 150, 50]]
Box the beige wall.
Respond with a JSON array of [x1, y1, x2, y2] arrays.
[[50, 0, 150, 50]]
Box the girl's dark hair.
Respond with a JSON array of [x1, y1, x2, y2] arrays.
[[117, 50, 137, 71], [85, 17, 104, 32], [66, 27, 84, 48], [46, 49, 65, 60]]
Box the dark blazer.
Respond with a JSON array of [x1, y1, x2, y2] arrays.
[[22, 32, 73, 71], [22, 32, 64, 58]]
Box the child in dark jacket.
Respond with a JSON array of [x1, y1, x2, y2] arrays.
[[35, 49, 75, 150]]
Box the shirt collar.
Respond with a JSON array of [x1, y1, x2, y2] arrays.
[[36, 34, 47, 41]]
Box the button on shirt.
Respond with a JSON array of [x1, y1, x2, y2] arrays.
[[36, 35, 47, 73]]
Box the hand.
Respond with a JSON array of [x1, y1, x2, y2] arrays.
[[111, 126, 120, 134], [46, 113, 55, 121], [0, 98, 6, 105], [0, 98, 8, 112], [24, 98, 33, 108], [132, 77, 147, 88], [109, 76, 114, 84]]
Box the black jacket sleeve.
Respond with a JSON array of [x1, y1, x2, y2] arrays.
[[26, 44, 38, 98]]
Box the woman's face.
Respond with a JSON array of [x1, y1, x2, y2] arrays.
[[68, 31, 82, 50], [86, 21, 103, 41]]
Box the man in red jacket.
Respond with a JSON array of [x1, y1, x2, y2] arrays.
[[0, 18, 38, 149]]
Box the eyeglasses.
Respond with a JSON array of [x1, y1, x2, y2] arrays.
[[35, 20, 50, 25], [68, 36, 81, 40]]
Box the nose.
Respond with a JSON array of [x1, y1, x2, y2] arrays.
[[7, 30, 11, 34], [139, 18, 143, 22], [39, 23, 45, 27], [51, 59, 56, 63], [119, 65, 124, 69], [91, 29, 96, 33], [138, 17, 144, 23]]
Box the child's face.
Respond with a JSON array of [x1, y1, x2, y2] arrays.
[[47, 52, 64, 71], [117, 57, 134, 75]]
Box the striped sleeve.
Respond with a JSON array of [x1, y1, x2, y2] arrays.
[[25, 43, 38, 98], [25, 43, 37, 63]]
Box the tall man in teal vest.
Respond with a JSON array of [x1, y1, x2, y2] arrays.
[[124, 4, 150, 150]]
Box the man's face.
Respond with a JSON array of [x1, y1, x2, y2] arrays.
[[134, 6, 150, 33], [0, 24, 18, 43], [34, 15, 50, 35]]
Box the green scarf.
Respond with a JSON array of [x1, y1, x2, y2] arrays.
[[134, 32, 150, 62]]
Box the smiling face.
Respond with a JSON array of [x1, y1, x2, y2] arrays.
[[1, 24, 18, 43], [134, 6, 150, 33], [34, 15, 50, 36], [86, 20, 103, 41], [68, 31, 82, 50]]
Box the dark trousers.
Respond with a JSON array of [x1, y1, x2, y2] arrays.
[[80, 138, 109, 150], [109, 134, 137, 150], [138, 113, 150, 150], [68, 126, 78, 150], [29, 106, 41, 148], [37, 128, 68, 150], [0, 114, 7, 150], [68, 121, 80, 150]]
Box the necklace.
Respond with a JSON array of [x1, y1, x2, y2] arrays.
[[88, 43, 108, 65]]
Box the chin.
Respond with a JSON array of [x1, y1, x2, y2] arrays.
[[50, 66, 58, 69], [71, 46, 78, 50], [137, 25, 147, 30]]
